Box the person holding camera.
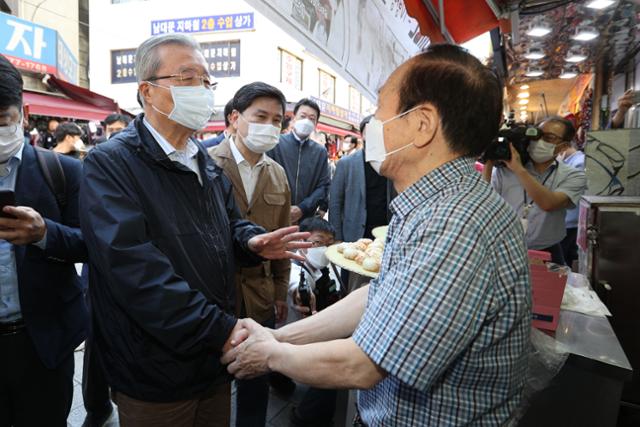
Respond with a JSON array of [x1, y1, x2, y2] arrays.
[[483, 116, 586, 264]]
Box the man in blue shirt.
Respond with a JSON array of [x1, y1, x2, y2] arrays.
[[558, 142, 586, 267], [0, 55, 88, 426], [223, 44, 531, 426]]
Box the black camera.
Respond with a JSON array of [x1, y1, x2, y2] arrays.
[[480, 125, 542, 166]]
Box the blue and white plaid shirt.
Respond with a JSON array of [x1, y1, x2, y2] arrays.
[[353, 157, 531, 426]]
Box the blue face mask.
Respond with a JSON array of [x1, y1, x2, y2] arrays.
[[147, 82, 215, 131]]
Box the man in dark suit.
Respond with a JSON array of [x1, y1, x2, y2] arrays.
[[0, 55, 88, 426], [202, 99, 234, 149]]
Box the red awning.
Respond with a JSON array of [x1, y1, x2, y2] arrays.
[[202, 121, 226, 133], [23, 91, 120, 122], [317, 123, 359, 137], [45, 74, 123, 112], [404, 0, 499, 44]]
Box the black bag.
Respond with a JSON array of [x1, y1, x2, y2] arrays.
[[34, 147, 67, 210]]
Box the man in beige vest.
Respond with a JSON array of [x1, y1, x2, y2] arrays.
[[209, 81, 290, 427]]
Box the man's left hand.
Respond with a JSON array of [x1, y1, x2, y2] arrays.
[[221, 318, 279, 379], [248, 226, 311, 261], [504, 144, 525, 174], [0, 206, 46, 245], [274, 300, 288, 323]]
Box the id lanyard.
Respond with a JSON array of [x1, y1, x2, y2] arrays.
[[521, 161, 558, 233]]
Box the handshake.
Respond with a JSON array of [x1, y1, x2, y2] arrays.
[[220, 318, 282, 380]]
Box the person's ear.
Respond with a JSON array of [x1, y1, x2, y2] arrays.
[[139, 83, 153, 107], [230, 110, 241, 132], [412, 104, 439, 149]]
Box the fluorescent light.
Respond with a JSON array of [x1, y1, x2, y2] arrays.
[[517, 92, 530, 99], [572, 26, 599, 41], [519, 99, 530, 105], [525, 67, 544, 77], [526, 18, 552, 37], [566, 51, 587, 63], [520, 84, 530, 90], [586, 0, 616, 9], [524, 47, 545, 60], [560, 69, 578, 79]]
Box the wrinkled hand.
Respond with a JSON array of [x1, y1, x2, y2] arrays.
[[220, 318, 278, 379], [248, 226, 311, 261], [274, 300, 288, 323], [618, 89, 635, 113], [290, 206, 303, 224], [504, 143, 525, 173], [293, 288, 317, 316], [222, 319, 250, 354], [0, 206, 46, 245]]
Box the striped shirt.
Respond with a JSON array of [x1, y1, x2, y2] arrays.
[[353, 157, 531, 426]]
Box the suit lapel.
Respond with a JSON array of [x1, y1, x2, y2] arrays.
[[14, 144, 44, 266], [248, 162, 270, 209], [215, 140, 249, 212], [354, 152, 366, 205]]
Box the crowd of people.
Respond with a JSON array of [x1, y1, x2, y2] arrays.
[[0, 30, 597, 427]]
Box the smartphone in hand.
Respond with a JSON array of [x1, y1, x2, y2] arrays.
[[0, 190, 16, 218]]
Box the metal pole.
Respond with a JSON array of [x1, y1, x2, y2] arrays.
[[421, 0, 455, 43]]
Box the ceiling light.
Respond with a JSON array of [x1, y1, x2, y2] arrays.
[[526, 19, 552, 37], [520, 106, 528, 111], [524, 46, 546, 60], [520, 84, 530, 90], [517, 92, 530, 98], [566, 48, 588, 63], [519, 99, 530, 105], [586, 0, 616, 9], [525, 67, 544, 77], [572, 25, 599, 41], [559, 68, 579, 79]]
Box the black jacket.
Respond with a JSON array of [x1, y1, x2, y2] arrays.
[[79, 115, 265, 402], [267, 132, 329, 219], [16, 144, 88, 369]]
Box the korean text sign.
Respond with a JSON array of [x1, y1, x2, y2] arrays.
[[0, 11, 57, 74], [151, 13, 254, 35]]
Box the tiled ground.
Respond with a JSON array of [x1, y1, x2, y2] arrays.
[[67, 348, 337, 427]]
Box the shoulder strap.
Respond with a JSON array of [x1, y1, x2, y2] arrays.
[[34, 147, 67, 209]]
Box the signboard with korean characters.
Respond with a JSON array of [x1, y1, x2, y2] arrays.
[[0, 11, 78, 84], [201, 40, 241, 78], [111, 49, 137, 84], [151, 13, 254, 36], [311, 96, 361, 126]]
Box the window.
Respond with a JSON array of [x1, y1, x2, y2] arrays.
[[319, 69, 335, 103], [349, 86, 361, 114], [280, 49, 303, 91]]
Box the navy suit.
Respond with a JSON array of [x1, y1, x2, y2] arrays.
[[202, 132, 225, 149], [0, 143, 88, 427]]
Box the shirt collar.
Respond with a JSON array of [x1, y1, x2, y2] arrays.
[[143, 118, 198, 160], [390, 156, 475, 218], [229, 136, 265, 167]]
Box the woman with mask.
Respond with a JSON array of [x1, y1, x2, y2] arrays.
[[483, 116, 587, 264]]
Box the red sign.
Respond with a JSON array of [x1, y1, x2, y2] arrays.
[[3, 53, 57, 75]]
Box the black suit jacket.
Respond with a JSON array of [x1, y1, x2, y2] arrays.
[[15, 144, 88, 369]]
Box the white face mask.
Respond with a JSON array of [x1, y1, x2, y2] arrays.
[[73, 138, 86, 152], [365, 106, 420, 174], [305, 246, 330, 269], [293, 118, 315, 139], [528, 139, 556, 163], [0, 120, 24, 163], [239, 114, 280, 154], [147, 82, 215, 131]]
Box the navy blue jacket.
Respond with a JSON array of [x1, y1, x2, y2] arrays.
[[79, 116, 265, 402], [16, 144, 88, 369], [202, 132, 225, 148], [267, 132, 330, 219]]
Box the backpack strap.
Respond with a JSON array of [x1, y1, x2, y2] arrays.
[[34, 147, 67, 210]]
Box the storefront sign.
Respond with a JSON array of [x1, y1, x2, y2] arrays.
[[0, 12, 57, 74], [201, 40, 241, 78], [151, 13, 254, 36], [0, 12, 78, 84], [311, 96, 361, 125], [111, 49, 137, 84]]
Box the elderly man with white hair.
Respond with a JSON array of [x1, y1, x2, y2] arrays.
[[79, 33, 309, 427]]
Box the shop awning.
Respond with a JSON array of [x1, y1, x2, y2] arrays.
[[403, 0, 500, 44], [23, 91, 120, 122], [202, 121, 226, 133], [317, 123, 359, 138], [45, 74, 123, 112]]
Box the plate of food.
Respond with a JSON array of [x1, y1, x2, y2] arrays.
[[325, 238, 384, 279], [372, 226, 388, 240]]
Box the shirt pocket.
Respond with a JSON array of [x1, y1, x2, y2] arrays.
[[262, 193, 287, 230]]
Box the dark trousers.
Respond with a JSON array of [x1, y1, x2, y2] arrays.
[[560, 227, 578, 269], [0, 330, 74, 427], [82, 334, 112, 416], [296, 388, 337, 425], [235, 316, 275, 427], [113, 382, 230, 427]]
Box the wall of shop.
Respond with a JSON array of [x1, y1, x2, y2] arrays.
[[88, 0, 372, 119]]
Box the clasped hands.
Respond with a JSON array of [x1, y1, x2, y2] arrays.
[[221, 318, 280, 380]]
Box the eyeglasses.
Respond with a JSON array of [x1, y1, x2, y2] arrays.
[[147, 70, 217, 90], [540, 131, 565, 144]]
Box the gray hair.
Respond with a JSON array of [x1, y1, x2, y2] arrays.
[[135, 33, 202, 83]]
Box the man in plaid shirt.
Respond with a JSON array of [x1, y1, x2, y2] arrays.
[[222, 44, 531, 426]]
